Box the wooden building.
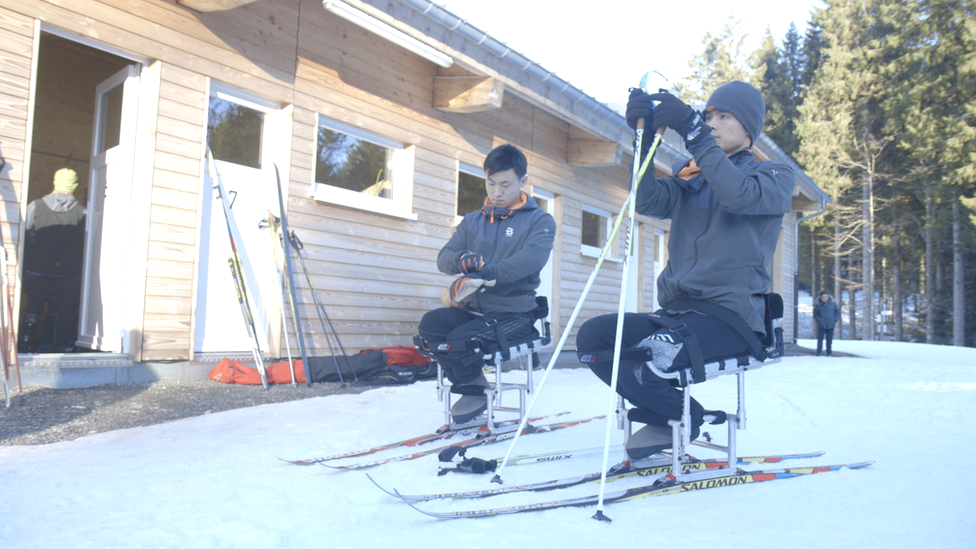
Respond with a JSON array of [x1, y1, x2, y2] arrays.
[[0, 0, 826, 378]]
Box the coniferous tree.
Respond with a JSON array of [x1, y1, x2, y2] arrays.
[[796, 0, 894, 341], [881, 0, 976, 345], [681, 16, 753, 102]]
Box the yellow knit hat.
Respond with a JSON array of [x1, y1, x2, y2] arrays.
[[53, 168, 79, 193]]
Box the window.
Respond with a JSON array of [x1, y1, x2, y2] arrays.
[[581, 204, 612, 258], [313, 115, 416, 220], [208, 95, 264, 169], [456, 162, 485, 220]]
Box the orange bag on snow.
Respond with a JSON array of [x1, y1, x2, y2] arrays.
[[208, 347, 433, 385], [208, 358, 264, 385], [208, 358, 305, 385]]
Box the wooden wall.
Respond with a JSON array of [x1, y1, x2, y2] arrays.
[[0, 6, 32, 288], [0, 0, 801, 362]]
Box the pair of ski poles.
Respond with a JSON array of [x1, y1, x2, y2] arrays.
[[270, 219, 356, 385], [2, 247, 23, 408], [210, 155, 350, 387], [489, 73, 670, 522]]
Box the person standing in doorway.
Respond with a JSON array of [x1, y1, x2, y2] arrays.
[[814, 290, 841, 356], [20, 167, 87, 353]]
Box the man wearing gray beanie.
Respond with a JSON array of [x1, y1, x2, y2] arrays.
[[577, 81, 795, 459]]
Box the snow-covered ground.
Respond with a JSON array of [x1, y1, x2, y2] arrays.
[[2, 337, 974, 548]]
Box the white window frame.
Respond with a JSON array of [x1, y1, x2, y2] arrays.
[[209, 81, 282, 169], [455, 161, 486, 226], [312, 114, 417, 220], [580, 203, 615, 259]]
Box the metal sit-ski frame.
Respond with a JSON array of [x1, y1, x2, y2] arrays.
[[422, 297, 552, 434], [619, 293, 786, 483]]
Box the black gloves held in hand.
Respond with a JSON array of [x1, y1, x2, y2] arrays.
[[458, 252, 483, 274], [625, 88, 655, 131], [648, 93, 708, 143]]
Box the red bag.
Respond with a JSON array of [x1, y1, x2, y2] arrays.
[[208, 358, 263, 384], [208, 346, 432, 385], [209, 358, 306, 385], [361, 345, 431, 367]]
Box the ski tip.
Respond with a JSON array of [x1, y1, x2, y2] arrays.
[[365, 473, 398, 498], [279, 457, 316, 466], [393, 488, 450, 520]]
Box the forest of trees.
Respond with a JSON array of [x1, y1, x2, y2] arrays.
[[681, 0, 975, 346]]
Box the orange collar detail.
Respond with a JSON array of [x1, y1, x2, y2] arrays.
[[676, 160, 702, 181]]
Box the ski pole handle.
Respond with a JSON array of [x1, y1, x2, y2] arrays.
[[290, 230, 303, 250]]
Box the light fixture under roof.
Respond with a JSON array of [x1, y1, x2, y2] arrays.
[[323, 1, 453, 68]]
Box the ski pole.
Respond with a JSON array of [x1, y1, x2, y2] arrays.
[[593, 72, 671, 523], [263, 213, 296, 385], [1, 247, 22, 406], [491, 128, 660, 485], [273, 164, 312, 387], [289, 230, 357, 382], [289, 232, 344, 384]]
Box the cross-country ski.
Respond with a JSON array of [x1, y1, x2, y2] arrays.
[[372, 451, 827, 502], [391, 461, 875, 520], [207, 151, 268, 389], [321, 415, 604, 470]]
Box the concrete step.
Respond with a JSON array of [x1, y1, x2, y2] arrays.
[[14, 353, 215, 388]]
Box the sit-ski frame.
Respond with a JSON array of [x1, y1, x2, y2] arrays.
[[619, 317, 783, 483], [435, 322, 552, 434]]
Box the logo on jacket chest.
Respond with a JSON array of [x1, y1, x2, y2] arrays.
[[506, 227, 514, 237]]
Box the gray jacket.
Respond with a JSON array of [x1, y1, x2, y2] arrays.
[[814, 295, 841, 329], [636, 133, 794, 335], [438, 194, 555, 314]]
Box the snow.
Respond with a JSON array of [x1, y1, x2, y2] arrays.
[[3, 345, 975, 547]]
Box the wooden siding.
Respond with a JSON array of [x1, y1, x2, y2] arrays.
[[0, 0, 804, 363], [0, 6, 32, 278]]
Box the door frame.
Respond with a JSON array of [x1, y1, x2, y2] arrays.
[[192, 80, 292, 358], [29, 27, 154, 357], [77, 63, 141, 352]]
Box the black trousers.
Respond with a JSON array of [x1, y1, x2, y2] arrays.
[[22, 272, 81, 348], [577, 311, 751, 429], [817, 327, 835, 354], [418, 307, 536, 389]]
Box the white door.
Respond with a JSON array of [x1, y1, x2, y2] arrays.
[[194, 86, 284, 354], [78, 64, 140, 352]]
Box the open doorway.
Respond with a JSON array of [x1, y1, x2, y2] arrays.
[[19, 33, 133, 354]]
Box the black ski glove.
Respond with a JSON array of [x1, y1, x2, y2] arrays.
[[625, 88, 655, 131], [648, 93, 708, 143], [458, 251, 484, 274]]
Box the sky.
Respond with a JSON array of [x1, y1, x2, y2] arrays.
[[437, 0, 825, 105], [2, 293, 975, 547]]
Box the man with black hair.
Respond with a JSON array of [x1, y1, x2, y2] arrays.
[[577, 81, 795, 459], [418, 144, 555, 424]]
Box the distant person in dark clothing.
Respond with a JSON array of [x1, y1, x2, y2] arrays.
[[814, 291, 841, 356], [20, 168, 87, 353]]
